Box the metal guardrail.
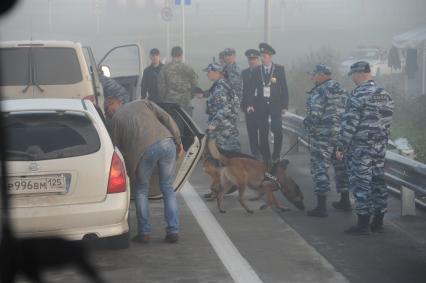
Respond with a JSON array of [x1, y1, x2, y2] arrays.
[[282, 112, 426, 212]]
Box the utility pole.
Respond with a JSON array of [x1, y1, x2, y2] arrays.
[[181, 2, 185, 62], [264, 0, 271, 43]]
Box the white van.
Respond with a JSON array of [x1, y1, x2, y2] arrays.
[[0, 40, 104, 107]]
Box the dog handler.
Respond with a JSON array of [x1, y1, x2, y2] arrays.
[[204, 62, 241, 153], [304, 64, 350, 218]]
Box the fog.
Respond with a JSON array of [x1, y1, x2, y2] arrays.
[[1, 0, 425, 86]]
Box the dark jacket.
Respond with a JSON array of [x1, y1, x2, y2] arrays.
[[247, 63, 289, 113], [241, 67, 257, 111], [141, 63, 163, 102]]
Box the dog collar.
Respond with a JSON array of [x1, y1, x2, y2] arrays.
[[264, 172, 282, 191]]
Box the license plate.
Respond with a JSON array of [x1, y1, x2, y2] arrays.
[[7, 175, 67, 195]]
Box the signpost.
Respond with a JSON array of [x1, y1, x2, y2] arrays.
[[175, 0, 191, 62], [161, 3, 173, 57]]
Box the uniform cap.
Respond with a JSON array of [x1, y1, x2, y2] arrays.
[[259, 42, 276, 55], [223, 48, 236, 56], [203, 62, 224, 73], [348, 61, 371, 75], [308, 64, 332, 76], [150, 48, 160, 55], [245, 49, 260, 58]]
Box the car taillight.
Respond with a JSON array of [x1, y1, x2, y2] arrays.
[[83, 95, 96, 103], [107, 152, 127, 194]]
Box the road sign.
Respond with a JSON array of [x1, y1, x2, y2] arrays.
[[175, 0, 191, 5], [161, 7, 173, 21]]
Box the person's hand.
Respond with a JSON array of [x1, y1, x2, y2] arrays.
[[247, 106, 255, 114], [336, 150, 344, 160], [208, 124, 216, 131], [176, 143, 184, 158], [196, 92, 204, 99], [282, 108, 288, 114]]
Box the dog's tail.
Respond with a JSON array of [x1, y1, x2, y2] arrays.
[[207, 139, 229, 165]]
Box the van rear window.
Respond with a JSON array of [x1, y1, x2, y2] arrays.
[[4, 111, 100, 161], [0, 48, 30, 86], [0, 47, 83, 86]]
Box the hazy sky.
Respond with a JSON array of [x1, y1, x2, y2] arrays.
[[1, 0, 425, 83]]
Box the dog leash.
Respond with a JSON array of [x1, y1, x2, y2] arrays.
[[280, 137, 300, 158]]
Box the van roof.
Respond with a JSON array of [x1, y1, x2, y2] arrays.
[[1, 98, 92, 113], [0, 40, 82, 49]]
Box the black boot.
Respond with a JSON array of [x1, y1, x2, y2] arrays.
[[344, 214, 370, 235], [307, 195, 328, 217], [370, 213, 385, 233], [331, 191, 352, 211]]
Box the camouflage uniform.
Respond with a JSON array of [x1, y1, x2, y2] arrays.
[[304, 79, 349, 196], [337, 80, 394, 216], [206, 77, 241, 152], [158, 59, 198, 115], [224, 62, 243, 102]]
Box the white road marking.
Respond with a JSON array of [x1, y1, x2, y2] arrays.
[[180, 182, 264, 283]]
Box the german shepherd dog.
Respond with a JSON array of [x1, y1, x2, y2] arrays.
[[203, 141, 304, 214]]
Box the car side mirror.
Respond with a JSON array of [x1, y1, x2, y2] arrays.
[[100, 65, 111, 77]]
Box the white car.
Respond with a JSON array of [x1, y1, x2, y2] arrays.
[[339, 47, 401, 77], [2, 98, 207, 248], [2, 98, 130, 248]]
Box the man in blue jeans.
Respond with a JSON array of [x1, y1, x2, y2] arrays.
[[106, 95, 183, 244]]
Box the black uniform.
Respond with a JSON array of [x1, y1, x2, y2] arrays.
[[140, 63, 163, 103], [247, 63, 289, 165], [241, 67, 260, 157]]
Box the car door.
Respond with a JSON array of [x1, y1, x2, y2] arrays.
[[97, 44, 144, 102], [82, 46, 104, 107], [148, 103, 206, 199]]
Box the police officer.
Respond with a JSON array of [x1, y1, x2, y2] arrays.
[[222, 48, 243, 102], [246, 43, 289, 167], [140, 48, 163, 103], [158, 46, 199, 116], [336, 61, 394, 235], [241, 49, 261, 158], [204, 62, 241, 153], [304, 64, 350, 218]]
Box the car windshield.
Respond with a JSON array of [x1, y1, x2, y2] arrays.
[[3, 111, 100, 161], [0, 47, 83, 86]]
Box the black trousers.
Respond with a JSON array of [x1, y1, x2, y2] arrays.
[[255, 106, 283, 166], [245, 112, 260, 156]]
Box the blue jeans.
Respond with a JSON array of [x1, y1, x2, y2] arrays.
[[134, 138, 179, 235]]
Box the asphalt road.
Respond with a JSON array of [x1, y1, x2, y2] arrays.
[[15, 98, 426, 283]]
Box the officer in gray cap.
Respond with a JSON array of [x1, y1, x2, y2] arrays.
[[222, 48, 243, 103], [336, 61, 394, 235], [304, 64, 350, 218], [241, 49, 261, 158], [204, 62, 241, 153], [246, 42, 289, 167]]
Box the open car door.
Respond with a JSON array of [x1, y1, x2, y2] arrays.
[[148, 103, 206, 199], [97, 44, 144, 101]]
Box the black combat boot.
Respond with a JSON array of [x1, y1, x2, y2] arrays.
[[344, 214, 370, 235], [331, 191, 352, 211], [307, 195, 328, 217], [370, 213, 385, 233]]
